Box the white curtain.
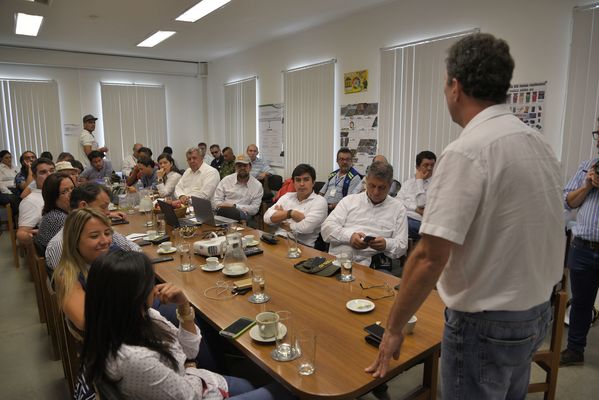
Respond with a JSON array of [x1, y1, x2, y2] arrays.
[[0, 79, 62, 159], [283, 60, 335, 181], [561, 4, 599, 182], [100, 83, 167, 171], [378, 32, 474, 183], [224, 77, 257, 156]]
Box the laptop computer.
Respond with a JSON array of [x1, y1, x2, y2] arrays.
[[157, 200, 201, 228], [191, 196, 238, 227]]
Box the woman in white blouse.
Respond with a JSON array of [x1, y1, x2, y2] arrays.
[[156, 153, 182, 198], [81, 251, 295, 400]]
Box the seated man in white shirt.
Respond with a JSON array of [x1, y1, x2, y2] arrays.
[[174, 146, 220, 205], [16, 158, 55, 244], [264, 164, 328, 247], [396, 150, 436, 240], [198, 142, 214, 165], [352, 155, 400, 197], [213, 154, 264, 221], [321, 161, 408, 271], [246, 144, 274, 182], [122, 143, 143, 177], [319, 147, 362, 212]]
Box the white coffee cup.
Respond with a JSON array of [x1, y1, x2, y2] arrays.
[[159, 241, 172, 251], [256, 311, 279, 339], [206, 257, 219, 267], [244, 234, 256, 243], [403, 315, 418, 335], [146, 230, 157, 239]]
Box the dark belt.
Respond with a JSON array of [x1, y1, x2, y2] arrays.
[[573, 237, 599, 251]]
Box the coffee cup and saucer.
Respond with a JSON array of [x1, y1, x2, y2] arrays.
[[242, 234, 260, 247], [249, 311, 287, 343], [157, 241, 176, 255], [201, 257, 223, 272]]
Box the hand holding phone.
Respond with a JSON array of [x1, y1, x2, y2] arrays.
[[363, 235, 375, 243]]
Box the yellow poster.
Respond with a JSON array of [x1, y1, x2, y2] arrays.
[[344, 70, 368, 94]]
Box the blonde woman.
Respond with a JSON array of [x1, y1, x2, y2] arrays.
[[54, 208, 113, 331]]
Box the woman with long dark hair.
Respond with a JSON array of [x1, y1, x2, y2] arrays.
[[156, 152, 182, 197], [82, 251, 294, 400], [34, 172, 74, 253]]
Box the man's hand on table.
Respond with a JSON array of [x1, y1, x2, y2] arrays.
[[364, 330, 405, 378]]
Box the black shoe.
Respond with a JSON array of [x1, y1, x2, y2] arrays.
[[371, 383, 390, 400], [560, 349, 584, 366]]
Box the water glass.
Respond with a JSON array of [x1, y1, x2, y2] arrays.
[[145, 210, 154, 227], [272, 311, 298, 361], [296, 329, 316, 376], [336, 252, 354, 282], [177, 243, 195, 272], [248, 267, 270, 304], [156, 215, 166, 236]]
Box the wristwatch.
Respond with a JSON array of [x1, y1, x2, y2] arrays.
[[287, 209, 293, 219], [176, 306, 195, 323]]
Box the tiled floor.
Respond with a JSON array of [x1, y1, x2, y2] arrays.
[[0, 233, 597, 399]]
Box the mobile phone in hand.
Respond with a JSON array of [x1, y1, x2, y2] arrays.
[[363, 235, 375, 243]]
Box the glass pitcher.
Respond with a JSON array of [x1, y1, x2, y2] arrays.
[[222, 232, 248, 274]]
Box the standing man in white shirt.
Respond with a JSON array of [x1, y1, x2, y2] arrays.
[[213, 154, 264, 221], [122, 143, 143, 177], [321, 161, 408, 269], [396, 150, 436, 240], [79, 114, 108, 165], [246, 144, 274, 182], [366, 33, 564, 400], [174, 147, 220, 204], [264, 164, 327, 247]]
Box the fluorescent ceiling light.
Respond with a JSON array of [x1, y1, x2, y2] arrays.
[[15, 13, 43, 36], [176, 0, 231, 22], [137, 31, 176, 47]]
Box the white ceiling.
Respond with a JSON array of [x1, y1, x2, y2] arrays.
[[0, 0, 391, 62]]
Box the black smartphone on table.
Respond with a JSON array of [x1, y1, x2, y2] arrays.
[[219, 317, 256, 339]]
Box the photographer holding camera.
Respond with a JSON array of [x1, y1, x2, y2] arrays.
[[561, 120, 599, 366]]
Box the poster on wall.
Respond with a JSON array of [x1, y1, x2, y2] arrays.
[[340, 102, 378, 175], [259, 103, 285, 168], [506, 81, 546, 133], [344, 70, 368, 94]]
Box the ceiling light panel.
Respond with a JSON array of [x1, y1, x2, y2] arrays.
[[15, 13, 44, 36], [137, 31, 176, 47], [176, 0, 231, 22]]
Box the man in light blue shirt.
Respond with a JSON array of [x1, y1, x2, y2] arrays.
[[81, 150, 113, 182], [246, 144, 274, 182]]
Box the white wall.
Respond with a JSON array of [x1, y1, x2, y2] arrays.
[[0, 48, 206, 169], [207, 0, 589, 173]]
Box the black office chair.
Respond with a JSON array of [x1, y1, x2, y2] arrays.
[[216, 206, 242, 221], [313, 181, 325, 194], [267, 174, 283, 192]]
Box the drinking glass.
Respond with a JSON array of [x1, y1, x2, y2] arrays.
[[272, 311, 298, 361], [145, 210, 154, 227], [177, 243, 195, 272], [336, 252, 354, 282], [156, 215, 166, 236], [296, 329, 316, 375], [248, 267, 270, 304]]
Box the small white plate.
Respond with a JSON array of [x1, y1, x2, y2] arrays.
[[245, 240, 260, 247], [346, 299, 375, 313], [249, 323, 287, 343], [157, 247, 177, 255], [222, 266, 250, 277], [333, 260, 341, 267], [201, 263, 224, 272]]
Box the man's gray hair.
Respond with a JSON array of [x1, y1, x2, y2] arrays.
[[186, 146, 203, 158], [367, 160, 393, 183]]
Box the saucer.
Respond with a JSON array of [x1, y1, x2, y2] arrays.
[[222, 266, 249, 277], [201, 263, 224, 272], [346, 299, 375, 313], [157, 247, 177, 255], [244, 240, 260, 247], [249, 323, 287, 343]]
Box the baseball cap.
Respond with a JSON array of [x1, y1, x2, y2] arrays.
[[235, 154, 251, 164], [83, 114, 98, 123]]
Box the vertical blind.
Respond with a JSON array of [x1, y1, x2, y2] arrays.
[[283, 60, 335, 180], [100, 83, 167, 172], [0, 79, 63, 159], [561, 4, 599, 182], [378, 32, 474, 183], [224, 77, 257, 156]]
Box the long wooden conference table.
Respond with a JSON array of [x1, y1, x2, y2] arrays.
[[114, 214, 444, 399]]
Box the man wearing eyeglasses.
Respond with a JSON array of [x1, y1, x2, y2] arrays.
[[209, 144, 224, 172], [319, 147, 362, 211], [560, 121, 599, 367]]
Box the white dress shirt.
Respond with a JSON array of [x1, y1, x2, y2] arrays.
[[0, 163, 17, 194], [18, 189, 43, 227], [263, 192, 328, 247], [212, 173, 264, 216], [174, 162, 220, 200], [79, 130, 99, 165], [421, 104, 564, 312], [156, 171, 182, 198], [105, 308, 228, 400], [396, 177, 431, 221], [121, 154, 137, 176], [321, 192, 408, 266]]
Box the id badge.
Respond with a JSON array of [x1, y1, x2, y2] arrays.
[[329, 188, 337, 197]]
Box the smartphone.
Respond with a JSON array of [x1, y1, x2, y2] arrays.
[[363, 235, 375, 243], [151, 256, 174, 264], [150, 235, 170, 245], [364, 323, 385, 340], [219, 317, 256, 339], [136, 239, 152, 247], [110, 218, 129, 225]]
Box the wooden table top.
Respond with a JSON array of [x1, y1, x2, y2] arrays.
[[114, 215, 445, 399]]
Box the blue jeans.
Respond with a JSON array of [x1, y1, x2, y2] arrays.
[[407, 217, 421, 240], [224, 376, 296, 399], [442, 302, 551, 400], [566, 238, 599, 353]]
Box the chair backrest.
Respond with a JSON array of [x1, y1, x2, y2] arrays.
[[313, 181, 325, 194], [267, 174, 283, 191]]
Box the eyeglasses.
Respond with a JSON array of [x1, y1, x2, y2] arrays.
[[592, 131, 599, 141]]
